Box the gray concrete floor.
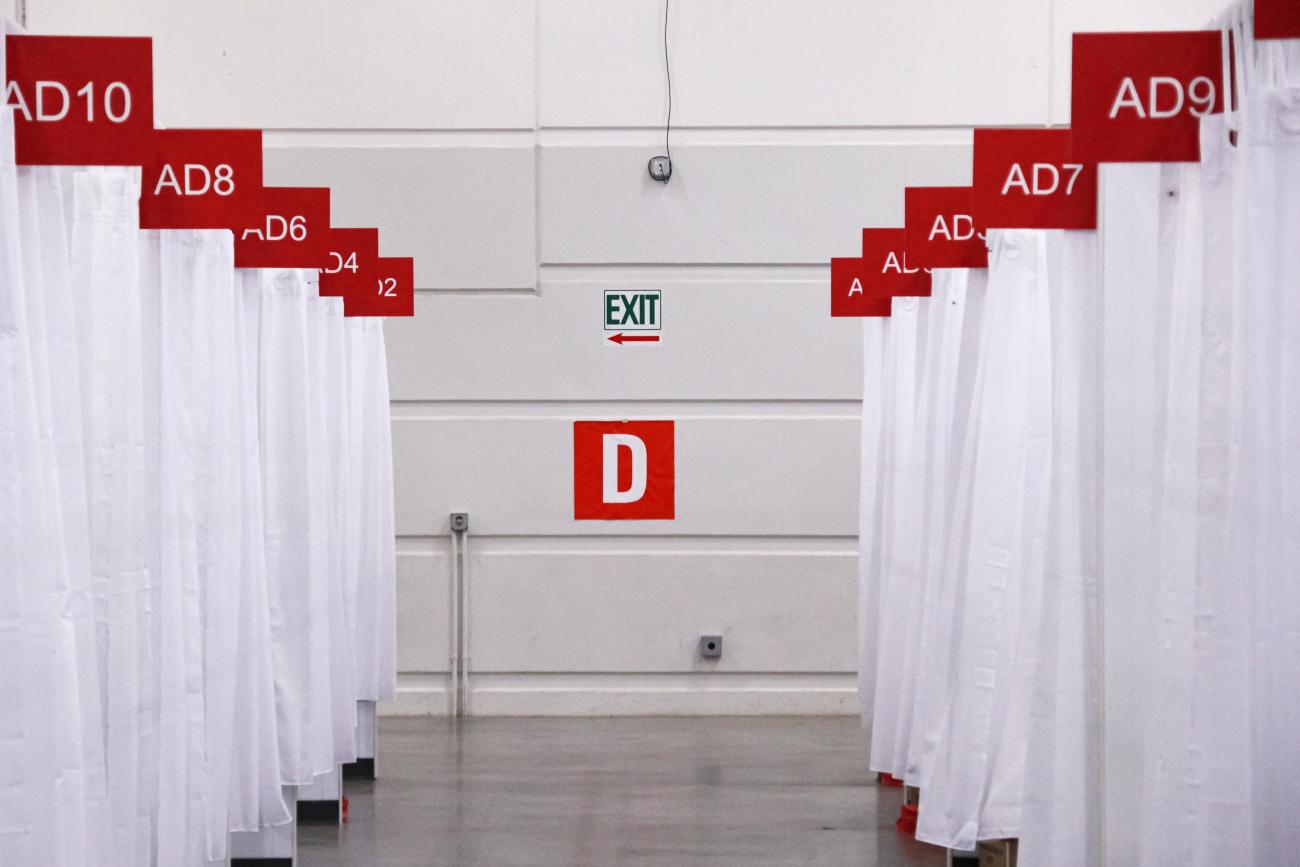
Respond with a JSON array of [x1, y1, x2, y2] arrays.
[[300, 717, 946, 867]]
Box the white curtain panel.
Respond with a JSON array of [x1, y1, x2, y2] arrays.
[[14, 154, 111, 867], [905, 268, 987, 790], [256, 268, 337, 785], [857, 316, 887, 732], [1016, 230, 1101, 867], [1, 105, 108, 867], [914, 231, 1055, 851], [862, 272, 988, 782], [1097, 12, 1300, 864], [859, 231, 1100, 853], [1236, 81, 1300, 867], [866, 293, 923, 779], [311, 293, 358, 764], [346, 316, 397, 703], [232, 269, 291, 833], [69, 166, 157, 867]]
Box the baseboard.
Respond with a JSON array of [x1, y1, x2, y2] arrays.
[[383, 672, 860, 717]]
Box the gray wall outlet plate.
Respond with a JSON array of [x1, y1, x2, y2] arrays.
[[698, 635, 722, 659], [450, 513, 469, 533]]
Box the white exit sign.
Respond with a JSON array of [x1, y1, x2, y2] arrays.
[[603, 290, 662, 346]]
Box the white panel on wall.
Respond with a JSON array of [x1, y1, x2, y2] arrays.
[[392, 414, 860, 538], [540, 141, 972, 265], [539, 0, 1051, 128], [467, 548, 856, 672], [25, 0, 536, 130], [384, 280, 861, 402], [395, 546, 452, 674], [264, 145, 536, 290], [1049, 0, 1239, 123]]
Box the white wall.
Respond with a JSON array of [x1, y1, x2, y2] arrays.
[[25, 0, 1231, 715]]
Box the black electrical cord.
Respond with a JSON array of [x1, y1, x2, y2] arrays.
[[663, 0, 673, 165]]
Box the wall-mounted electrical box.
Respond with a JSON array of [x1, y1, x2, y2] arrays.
[[698, 635, 722, 659]]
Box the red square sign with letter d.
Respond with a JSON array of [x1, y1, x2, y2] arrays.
[[574, 421, 675, 520]]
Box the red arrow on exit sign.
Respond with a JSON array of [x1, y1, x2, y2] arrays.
[[608, 333, 661, 345]]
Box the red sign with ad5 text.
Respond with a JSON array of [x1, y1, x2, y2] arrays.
[[905, 187, 988, 270]]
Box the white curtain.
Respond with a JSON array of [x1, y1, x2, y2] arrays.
[[904, 268, 987, 792], [862, 270, 987, 783], [1, 104, 112, 867], [230, 270, 291, 835], [256, 268, 337, 785], [1235, 79, 1300, 867], [1, 26, 398, 863], [860, 231, 1100, 855], [346, 316, 398, 703], [311, 293, 357, 765], [1098, 10, 1300, 864], [69, 166, 157, 867]]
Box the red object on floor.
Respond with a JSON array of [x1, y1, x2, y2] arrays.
[[896, 803, 919, 835], [878, 772, 904, 788], [342, 796, 350, 823]]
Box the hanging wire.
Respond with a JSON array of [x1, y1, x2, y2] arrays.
[[663, 0, 673, 164]]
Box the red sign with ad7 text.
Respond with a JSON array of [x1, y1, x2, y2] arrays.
[[974, 129, 1097, 229]]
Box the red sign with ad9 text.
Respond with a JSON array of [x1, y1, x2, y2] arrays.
[[974, 129, 1096, 230], [4, 34, 153, 166], [1071, 31, 1223, 163]]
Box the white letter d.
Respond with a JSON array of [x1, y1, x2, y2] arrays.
[[602, 434, 648, 504]]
